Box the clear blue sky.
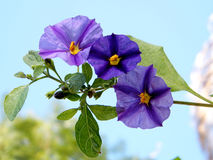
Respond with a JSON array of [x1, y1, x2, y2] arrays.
[[1, 0, 213, 159]]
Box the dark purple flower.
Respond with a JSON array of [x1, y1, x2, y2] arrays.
[[39, 15, 103, 66], [114, 65, 173, 129], [88, 34, 141, 80]]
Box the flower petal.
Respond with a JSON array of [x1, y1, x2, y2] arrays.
[[116, 35, 141, 57], [39, 15, 103, 66], [78, 20, 103, 49], [150, 88, 173, 108], [117, 103, 143, 128], [100, 66, 124, 80]]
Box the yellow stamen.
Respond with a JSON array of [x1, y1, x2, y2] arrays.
[[109, 54, 121, 65], [139, 92, 151, 106], [69, 41, 80, 55]]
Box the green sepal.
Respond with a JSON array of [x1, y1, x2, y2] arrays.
[[57, 108, 78, 120], [82, 62, 93, 84], [75, 105, 102, 157], [14, 72, 26, 78], [89, 105, 117, 121], [4, 85, 29, 121]]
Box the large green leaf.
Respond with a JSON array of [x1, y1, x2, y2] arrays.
[[129, 36, 213, 104], [23, 50, 44, 68], [82, 62, 93, 84], [75, 106, 102, 157], [4, 85, 29, 121], [57, 108, 78, 120], [67, 73, 86, 93], [89, 105, 117, 121]]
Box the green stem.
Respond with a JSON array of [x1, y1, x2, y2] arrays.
[[77, 66, 79, 73], [174, 100, 213, 108], [29, 76, 48, 85], [53, 69, 63, 82], [188, 88, 213, 104], [43, 72, 62, 83]]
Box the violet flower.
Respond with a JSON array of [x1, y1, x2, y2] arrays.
[[88, 34, 141, 80], [114, 65, 173, 129], [39, 15, 103, 66]]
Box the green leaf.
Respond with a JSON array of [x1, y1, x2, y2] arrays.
[[75, 106, 102, 157], [94, 91, 104, 100], [64, 73, 74, 81], [82, 63, 93, 84], [14, 72, 26, 78], [67, 73, 86, 93], [66, 93, 81, 101], [129, 36, 213, 104], [92, 77, 116, 89], [129, 36, 189, 92], [4, 85, 29, 121], [23, 50, 44, 68], [33, 65, 45, 79], [173, 157, 181, 160], [57, 108, 78, 120], [89, 105, 117, 121]]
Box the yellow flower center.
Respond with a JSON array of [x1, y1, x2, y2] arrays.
[[109, 54, 121, 65], [139, 92, 151, 106], [69, 41, 80, 55]]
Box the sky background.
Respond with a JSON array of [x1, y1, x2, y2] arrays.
[[1, 0, 213, 159]]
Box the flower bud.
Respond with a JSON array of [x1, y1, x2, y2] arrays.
[[88, 90, 95, 98], [54, 91, 66, 99], [46, 90, 55, 99], [26, 74, 33, 80], [45, 59, 55, 71]]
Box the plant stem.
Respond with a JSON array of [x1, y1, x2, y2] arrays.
[[43, 72, 62, 83], [188, 88, 213, 104], [77, 66, 79, 73], [53, 69, 63, 82], [29, 76, 48, 85], [174, 100, 213, 108]]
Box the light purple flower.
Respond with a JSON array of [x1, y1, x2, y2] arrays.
[[114, 65, 173, 129], [39, 15, 103, 66], [88, 34, 141, 80]]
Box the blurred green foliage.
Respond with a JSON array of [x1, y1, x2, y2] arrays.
[[0, 117, 106, 160]]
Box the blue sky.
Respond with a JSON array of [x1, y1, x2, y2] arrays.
[[1, 0, 213, 159]]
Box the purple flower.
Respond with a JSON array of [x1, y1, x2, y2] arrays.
[[88, 34, 141, 80], [39, 15, 103, 66], [114, 65, 173, 129]]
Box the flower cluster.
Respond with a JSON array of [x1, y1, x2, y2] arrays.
[[39, 15, 173, 129]]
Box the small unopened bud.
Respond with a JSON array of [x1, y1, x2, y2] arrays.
[[61, 85, 68, 91], [54, 91, 66, 99], [88, 90, 95, 98], [26, 74, 33, 80], [45, 59, 55, 71], [82, 85, 86, 89], [46, 90, 55, 99]]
